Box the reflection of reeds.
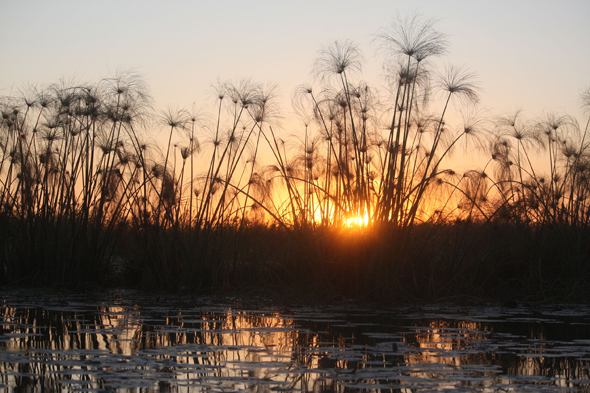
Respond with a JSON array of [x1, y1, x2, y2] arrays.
[[1, 15, 589, 301], [3, 297, 590, 392]]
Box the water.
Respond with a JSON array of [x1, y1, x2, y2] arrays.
[[1, 289, 590, 392]]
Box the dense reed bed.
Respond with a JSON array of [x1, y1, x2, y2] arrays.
[[1, 15, 589, 302]]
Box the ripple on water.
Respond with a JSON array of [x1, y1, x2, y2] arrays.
[[1, 290, 590, 392]]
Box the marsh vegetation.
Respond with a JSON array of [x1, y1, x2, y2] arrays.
[[1, 15, 589, 302]]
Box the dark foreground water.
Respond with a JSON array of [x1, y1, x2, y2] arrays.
[[1, 290, 590, 392]]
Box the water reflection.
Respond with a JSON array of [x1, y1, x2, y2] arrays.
[[1, 290, 590, 392]]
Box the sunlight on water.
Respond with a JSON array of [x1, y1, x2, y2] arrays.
[[1, 289, 590, 392]]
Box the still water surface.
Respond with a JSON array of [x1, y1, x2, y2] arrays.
[[1, 289, 590, 392]]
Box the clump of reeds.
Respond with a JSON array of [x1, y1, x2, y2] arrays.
[[2, 15, 589, 303], [120, 79, 291, 292], [0, 72, 152, 287]]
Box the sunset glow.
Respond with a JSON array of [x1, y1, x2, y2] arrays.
[[345, 211, 370, 228]]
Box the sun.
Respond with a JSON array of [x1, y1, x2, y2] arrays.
[[345, 211, 370, 228]]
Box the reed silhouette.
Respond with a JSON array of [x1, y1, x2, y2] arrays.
[[1, 15, 589, 302]]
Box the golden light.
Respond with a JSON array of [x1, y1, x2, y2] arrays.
[[345, 211, 370, 228]]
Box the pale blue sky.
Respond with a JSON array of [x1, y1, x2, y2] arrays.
[[2, 0, 589, 123]]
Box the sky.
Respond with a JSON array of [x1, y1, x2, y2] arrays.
[[2, 0, 590, 130]]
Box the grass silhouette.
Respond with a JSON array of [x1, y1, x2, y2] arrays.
[[1, 15, 589, 303]]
